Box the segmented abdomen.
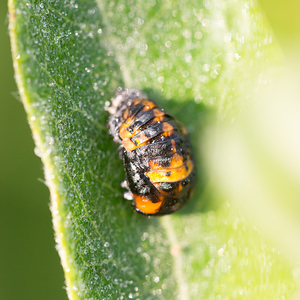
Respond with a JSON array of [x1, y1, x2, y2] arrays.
[[108, 89, 195, 216]]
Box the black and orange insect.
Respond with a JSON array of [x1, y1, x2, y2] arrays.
[[107, 88, 196, 216]]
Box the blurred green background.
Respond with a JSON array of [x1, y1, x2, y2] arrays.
[[0, 2, 67, 299]]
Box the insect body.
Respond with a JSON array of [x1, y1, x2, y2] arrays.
[[107, 88, 195, 216]]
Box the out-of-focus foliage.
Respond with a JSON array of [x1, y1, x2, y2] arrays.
[[208, 0, 300, 294], [258, 0, 300, 54]]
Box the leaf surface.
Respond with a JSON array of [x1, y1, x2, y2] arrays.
[[9, 0, 297, 299]]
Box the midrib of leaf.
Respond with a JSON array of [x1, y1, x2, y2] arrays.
[[94, 1, 197, 298], [8, 2, 80, 299], [160, 217, 189, 300], [95, 2, 194, 298]]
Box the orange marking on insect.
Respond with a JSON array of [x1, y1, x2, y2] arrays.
[[169, 153, 184, 168], [161, 122, 175, 138], [146, 160, 194, 183], [132, 132, 149, 146], [131, 99, 155, 114], [119, 128, 133, 139], [123, 108, 129, 120], [162, 122, 173, 132], [122, 138, 138, 151], [123, 99, 143, 119], [120, 104, 160, 140], [133, 98, 143, 105], [175, 183, 183, 193], [171, 139, 177, 153], [141, 100, 156, 110], [148, 159, 165, 170], [133, 194, 162, 214], [151, 109, 165, 122], [119, 116, 135, 139]]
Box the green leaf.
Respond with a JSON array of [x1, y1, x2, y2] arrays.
[[9, 0, 298, 299]]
